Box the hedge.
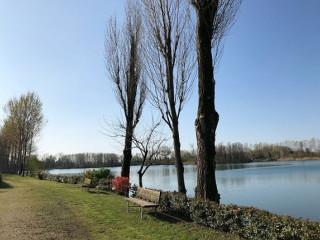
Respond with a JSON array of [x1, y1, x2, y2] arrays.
[[39, 169, 113, 190], [0, 173, 2, 186], [83, 168, 114, 185], [40, 172, 84, 184], [160, 192, 320, 240]]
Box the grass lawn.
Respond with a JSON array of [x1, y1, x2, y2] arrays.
[[0, 175, 241, 240]]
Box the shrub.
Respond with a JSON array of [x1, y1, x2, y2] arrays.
[[84, 168, 113, 180], [26, 156, 44, 177], [160, 192, 320, 240], [129, 184, 138, 197], [37, 170, 47, 180], [41, 173, 84, 184], [0, 173, 2, 186], [160, 192, 190, 219], [96, 178, 113, 191], [111, 176, 130, 195], [83, 168, 114, 187]]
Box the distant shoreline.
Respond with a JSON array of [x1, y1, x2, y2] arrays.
[[277, 157, 320, 161], [184, 158, 320, 165]]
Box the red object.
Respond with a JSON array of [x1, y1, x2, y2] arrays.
[[111, 176, 131, 195]]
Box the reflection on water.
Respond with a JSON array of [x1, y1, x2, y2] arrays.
[[216, 162, 290, 171], [49, 160, 320, 222]]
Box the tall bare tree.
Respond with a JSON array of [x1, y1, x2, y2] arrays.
[[105, 0, 146, 178], [191, 0, 242, 202], [142, 0, 194, 194], [132, 120, 168, 187]]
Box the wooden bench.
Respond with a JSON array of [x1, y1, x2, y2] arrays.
[[125, 187, 161, 219], [82, 178, 92, 188]]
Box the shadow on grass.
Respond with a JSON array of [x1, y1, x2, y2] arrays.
[[87, 190, 111, 195], [153, 211, 189, 224], [0, 181, 13, 189]]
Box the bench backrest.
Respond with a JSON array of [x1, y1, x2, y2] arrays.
[[84, 178, 92, 185], [136, 187, 161, 204]]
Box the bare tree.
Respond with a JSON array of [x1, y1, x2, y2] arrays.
[[1, 92, 45, 175], [105, 0, 146, 178], [132, 120, 168, 187], [191, 0, 242, 202], [142, 0, 195, 194]]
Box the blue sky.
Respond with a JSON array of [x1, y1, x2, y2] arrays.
[[0, 0, 319, 155]]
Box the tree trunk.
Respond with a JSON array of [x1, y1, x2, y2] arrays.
[[138, 172, 143, 187], [194, 3, 220, 203], [121, 123, 133, 178], [166, 46, 187, 194], [172, 122, 187, 194]]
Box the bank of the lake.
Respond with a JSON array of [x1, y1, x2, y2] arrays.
[[0, 175, 240, 240], [278, 157, 320, 161], [49, 160, 320, 222]]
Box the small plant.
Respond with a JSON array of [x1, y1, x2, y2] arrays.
[[130, 184, 138, 197], [111, 176, 131, 196], [83, 168, 114, 187]]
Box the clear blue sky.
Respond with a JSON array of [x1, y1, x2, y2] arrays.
[[0, 0, 319, 156]]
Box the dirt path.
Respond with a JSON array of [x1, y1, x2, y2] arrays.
[[0, 175, 90, 240]]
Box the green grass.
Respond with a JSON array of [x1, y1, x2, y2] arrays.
[[1, 175, 241, 240]]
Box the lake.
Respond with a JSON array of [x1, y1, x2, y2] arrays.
[[49, 160, 320, 222]]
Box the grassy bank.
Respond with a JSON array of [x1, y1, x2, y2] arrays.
[[0, 175, 240, 240]]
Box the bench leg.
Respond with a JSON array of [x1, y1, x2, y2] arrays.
[[127, 200, 129, 213], [141, 207, 144, 219], [155, 207, 157, 217]]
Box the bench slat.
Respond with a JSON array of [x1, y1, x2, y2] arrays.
[[136, 187, 161, 204], [126, 197, 159, 207], [126, 187, 161, 219]]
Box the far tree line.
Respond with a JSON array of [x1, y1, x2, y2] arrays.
[[39, 138, 320, 170]]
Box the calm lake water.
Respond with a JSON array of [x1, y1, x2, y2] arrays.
[[49, 160, 320, 222]]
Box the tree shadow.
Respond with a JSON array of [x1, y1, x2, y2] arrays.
[[148, 211, 188, 224], [87, 190, 111, 195], [0, 181, 13, 189]]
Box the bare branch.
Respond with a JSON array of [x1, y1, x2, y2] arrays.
[[132, 118, 168, 187], [104, 0, 146, 178], [142, 0, 194, 193]]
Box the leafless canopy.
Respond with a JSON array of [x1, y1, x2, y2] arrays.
[[133, 120, 168, 164], [142, 0, 195, 130], [132, 119, 168, 187], [105, 1, 146, 130], [105, 0, 146, 177], [191, 0, 242, 70]]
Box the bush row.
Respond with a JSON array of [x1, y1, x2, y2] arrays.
[[39, 168, 114, 190], [160, 192, 320, 240], [40, 172, 84, 184], [83, 168, 114, 184]]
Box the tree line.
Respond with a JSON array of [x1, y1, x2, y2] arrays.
[[39, 138, 320, 170], [41, 153, 121, 169], [215, 139, 320, 163], [0, 92, 45, 175]]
